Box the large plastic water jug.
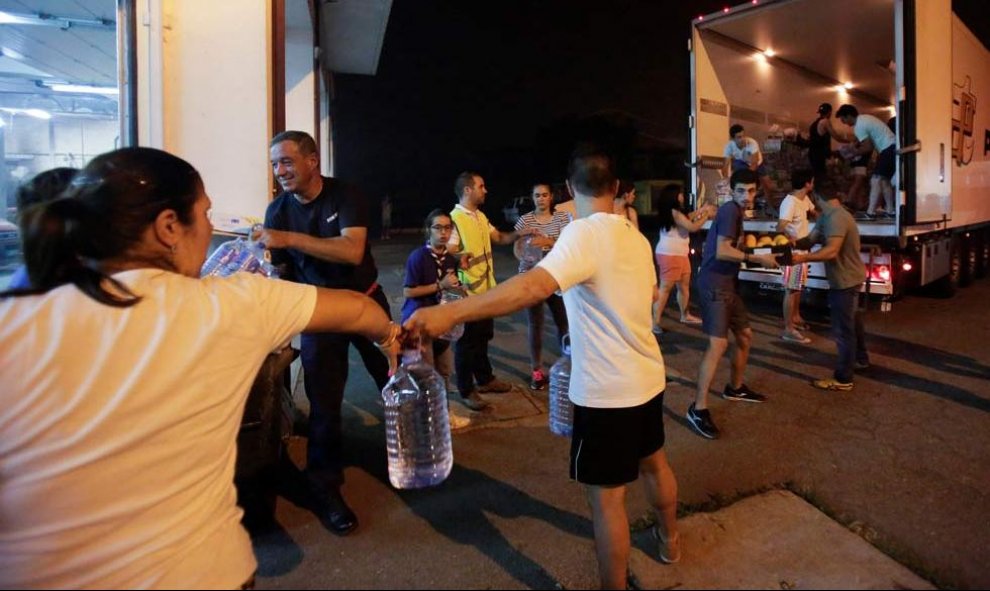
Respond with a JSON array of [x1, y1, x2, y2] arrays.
[[382, 348, 453, 489], [548, 334, 573, 437]]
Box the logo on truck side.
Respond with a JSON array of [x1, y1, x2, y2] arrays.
[[952, 76, 977, 165]]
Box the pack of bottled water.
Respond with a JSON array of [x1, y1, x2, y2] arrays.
[[200, 237, 278, 278], [382, 349, 453, 489]]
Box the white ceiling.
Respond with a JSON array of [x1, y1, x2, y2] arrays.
[[703, 0, 896, 108], [0, 0, 117, 88]]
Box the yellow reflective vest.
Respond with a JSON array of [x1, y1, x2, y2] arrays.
[[450, 205, 496, 294]]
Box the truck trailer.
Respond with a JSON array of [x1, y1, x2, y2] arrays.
[[689, 0, 990, 304]]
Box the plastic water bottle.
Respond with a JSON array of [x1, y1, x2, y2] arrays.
[[200, 238, 278, 278], [382, 348, 453, 489], [548, 334, 573, 437], [438, 288, 465, 341]]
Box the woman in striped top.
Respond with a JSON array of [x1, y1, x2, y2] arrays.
[[513, 183, 571, 390]]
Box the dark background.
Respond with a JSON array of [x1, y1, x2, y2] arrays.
[[332, 0, 990, 228]]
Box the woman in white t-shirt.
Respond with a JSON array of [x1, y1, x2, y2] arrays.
[[0, 148, 400, 590], [652, 184, 713, 334]]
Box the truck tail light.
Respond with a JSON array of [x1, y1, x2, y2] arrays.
[[868, 264, 891, 283]]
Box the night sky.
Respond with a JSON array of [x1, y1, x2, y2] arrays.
[[333, 0, 989, 227]]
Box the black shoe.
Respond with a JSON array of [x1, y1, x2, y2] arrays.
[[854, 360, 871, 370], [686, 403, 720, 439], [315, 488, 358, 536], [721, 383, 766, 403]]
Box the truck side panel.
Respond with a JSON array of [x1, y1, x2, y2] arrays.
[[950, 15, 990, 229]]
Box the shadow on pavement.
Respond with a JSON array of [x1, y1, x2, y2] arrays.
[[346, 421, 592, 589]]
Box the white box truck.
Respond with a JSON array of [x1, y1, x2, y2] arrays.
[[689, 0, 990, 303]]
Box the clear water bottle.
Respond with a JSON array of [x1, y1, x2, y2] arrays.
[[548, 334, 573, 437], [438, 288, 465, 341], [382, 348, 453, 489], [200, 238, 278, 278]]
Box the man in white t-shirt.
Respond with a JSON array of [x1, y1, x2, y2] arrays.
[[722, 123, 775, 202], [405, 149, 681, 589], [777, 168, 818, 344], [836, 104, 896, 217]]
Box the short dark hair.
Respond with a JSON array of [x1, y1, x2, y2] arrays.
[[617, 180, 635, 197], [567, 147, 616, 198], [729, 124, 745, 137], [531, 182, 552, 194], [269, 130, 318, 155], [423, 208, 450, 239], [730, 168, 759, 188], [817, 103, 833, 116], [791, 168, 814, 190], [835, 104, 859, 119], [16, 167, 77, 211], [454, 171, 480, 199]]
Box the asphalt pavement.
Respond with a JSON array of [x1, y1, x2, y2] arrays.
[[250, 234, 990, 590]]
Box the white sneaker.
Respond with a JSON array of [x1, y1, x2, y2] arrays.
[[449, 410, 472, 431]]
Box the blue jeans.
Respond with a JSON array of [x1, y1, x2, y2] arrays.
[[828, 286, 869, 383]]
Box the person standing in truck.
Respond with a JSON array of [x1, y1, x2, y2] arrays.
[[836, 104, 896, 218], [722, 124, 775, 205]]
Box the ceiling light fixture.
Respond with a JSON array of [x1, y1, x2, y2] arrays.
[[47, 83, 119, 95], [24, 108, 51, 120], [0, 46, 24, 60], [764, 48, 775, 58]]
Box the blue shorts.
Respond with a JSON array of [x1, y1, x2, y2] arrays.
[[700, 286, 750, 338]]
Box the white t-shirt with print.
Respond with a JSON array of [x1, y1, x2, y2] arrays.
[[854, 114, 896, 152], [778, 193, 815, 239], [723, 136, 763, 166], [0, 270, 316, 590], [537, 212, 665, 408]]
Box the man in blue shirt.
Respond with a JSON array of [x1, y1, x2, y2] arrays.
[[689, 169, 780, 440], [254, 131, 390, 537]]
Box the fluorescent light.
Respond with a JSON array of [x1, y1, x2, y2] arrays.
[[48, 83, 118, 95], [1, 46, 23, 60], [0, 107, 52, 119], [24, 108, 51, 120], [0, 11, 36, 25]]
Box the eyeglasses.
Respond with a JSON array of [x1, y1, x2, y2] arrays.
[[430, 224, 453, 231]]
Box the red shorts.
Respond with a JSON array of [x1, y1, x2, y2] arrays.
[[656, 254, 691, 282]]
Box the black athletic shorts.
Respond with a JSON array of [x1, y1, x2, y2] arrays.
[[569, 391, 666, 486]]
